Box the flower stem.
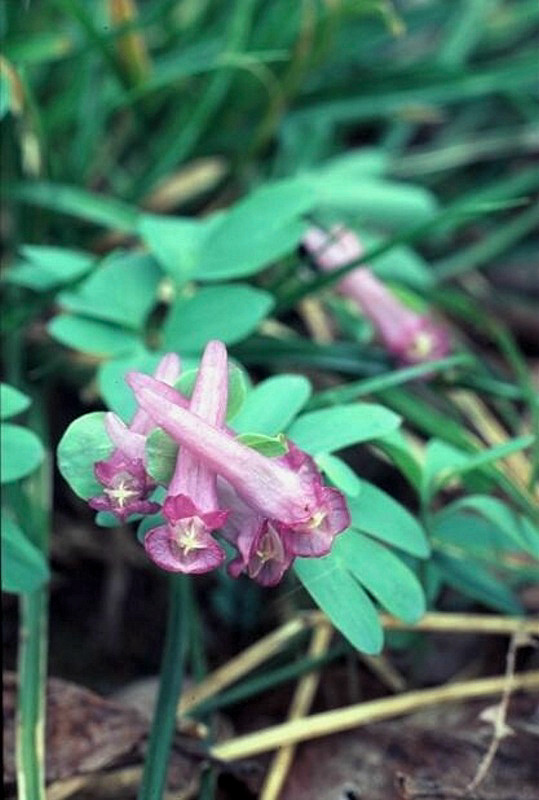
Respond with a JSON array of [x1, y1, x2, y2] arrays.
[[138, 574, 187, 800], [16, 589, 48, 800], [15, 454, 51, 800]]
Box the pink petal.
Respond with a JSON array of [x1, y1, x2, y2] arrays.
[[144, 524, 225, 574], [105, 413, 146, 460]]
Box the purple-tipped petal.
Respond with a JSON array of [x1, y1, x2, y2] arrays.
[[282, 486, 350, 557], [144, 523, 225, 574], [303, 226, 451, 367], [234, 522, 294, 586], [90, 453, 158, 521]]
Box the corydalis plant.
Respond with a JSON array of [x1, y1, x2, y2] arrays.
[[122, 342, 350, 585], [302, 226, 450, 366]]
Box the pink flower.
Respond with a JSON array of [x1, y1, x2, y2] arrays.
[[143, 341, 229, 574], [89, 452, 160, 522], [218, 481, 294, 587], [302, 226, 450, 366], [89, 353, 181, 521], [127, 361, 350, 565]]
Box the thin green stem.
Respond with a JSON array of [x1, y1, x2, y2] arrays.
[[305, 354, 473, 411], [138, 574, 187, 800], [16, 589, 48, 800], [15, 452, 51, 800]]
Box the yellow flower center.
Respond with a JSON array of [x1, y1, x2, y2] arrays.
[[104, 481, 139, 508], [408, 331, 433, 359], [176, 520, 205, 554], [307, 510, 327, 530]]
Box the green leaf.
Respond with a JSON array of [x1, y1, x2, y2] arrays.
[[163, 284, 274, 352], [316, 149, 389, 179], [137, 213, 216, 283], [440, 496, 539, 559], [348, 480, 430, 557], [145, 428, 177, 485], [357, 233, 434, 288], [287, 404, 401, 454], [98, 350, 174, 420], [295, 553, 383, 654], [0, 383, 31, 420], [1, 423, 45, 483], [314, 453, 361, 497], [372, 429, 423, 490], [312, 176, 437, 227], [57, 251, 162, 329], [236, 432, 288, 457], [48, 315, 140, 357], [339, 531, 426, 622], [57, 412, 112, 499], [193, 179, 313, 280], [1, 511, 49, 593], [231, 375, 312, 434], [433, 553, 523, 614], [4, 246, 94, 290], [423, 436, 536, 498], [12, 181, 139, 231]]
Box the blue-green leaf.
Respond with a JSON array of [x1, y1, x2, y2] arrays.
[[287, 404, 401, 454], [57, 412, 112, 499], [236, 432, 288, 457], [295, 552, 383, 654], [314, 453, 361, 497], [433, 552, 522, 614], [0, 383, 31, 420], [231, 375, 312, 434], [4, 245, 94, 290], [348, 480, 429, 557], [163, 284, 274, 353], [48, 316, 140, 357], [1, 511, 49, 593], [57, 251, 162, 329], [1, 423, 45, 483], [339, 531, 426, 622], [438, 496, 539, 559], [193, 179, 313, 281], [137, 213, 217, 283]]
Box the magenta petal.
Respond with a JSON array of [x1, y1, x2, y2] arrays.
[[282, 486, 350, 557], [163, 494, 229, 532], [163, 494, 199, 522], [144, 524, 225, 574], [201, 508, 229, 530]]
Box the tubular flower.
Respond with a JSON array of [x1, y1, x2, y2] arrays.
[[218, 481, 294, 587], [143, 341, 229, 574], [89, 353, 181, 522], [126, 367, 350, 563], [302, 225, 450, 366]]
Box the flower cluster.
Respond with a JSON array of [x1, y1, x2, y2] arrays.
[[302, 225, 450, 366], [90, 341, 350, 585]]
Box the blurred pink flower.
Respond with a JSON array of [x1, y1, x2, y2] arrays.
[[303, 225, 450, 366]]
